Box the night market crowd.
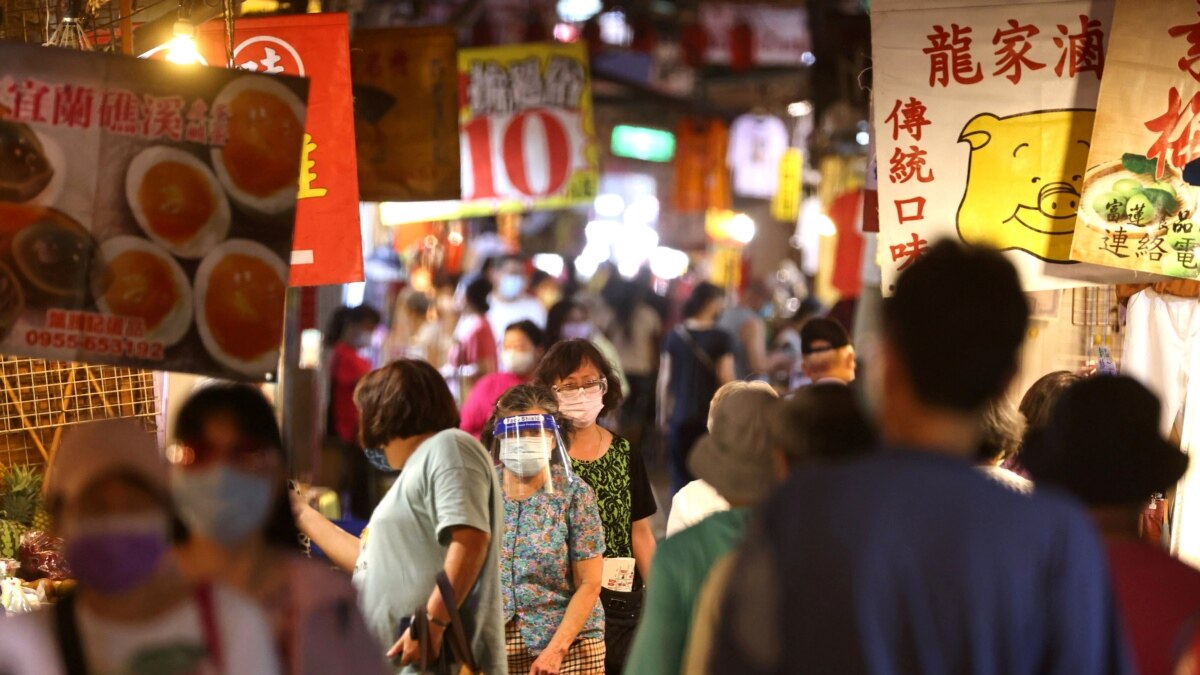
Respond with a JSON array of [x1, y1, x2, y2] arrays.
[[4, 240, 1200, 675]]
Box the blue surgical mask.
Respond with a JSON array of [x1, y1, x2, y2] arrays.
[[171, 465, 274, 547], [498, 274, 526, 299], [364, 446, 399, 473]]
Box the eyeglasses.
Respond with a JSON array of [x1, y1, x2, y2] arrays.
[[167, 439, 274, 469], [552, 378, 607, 401]]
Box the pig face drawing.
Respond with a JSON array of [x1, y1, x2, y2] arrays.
[[956, 110, 1095, 263]]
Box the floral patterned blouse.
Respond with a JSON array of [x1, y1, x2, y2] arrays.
[[499, 466, 606, 654]]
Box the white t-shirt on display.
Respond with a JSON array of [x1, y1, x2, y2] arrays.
[[486, 296, 547, 349], [727, 114, 790, 199], [0, 584, 281, 675]]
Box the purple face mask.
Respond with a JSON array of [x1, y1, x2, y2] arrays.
[[65, 514, 169, 595], [561, 321, 592, 341]]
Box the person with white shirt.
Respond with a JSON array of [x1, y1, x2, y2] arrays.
[[0, 418, 280, 675], [487, 255, 548, 347], [667, 380, 778, 537]]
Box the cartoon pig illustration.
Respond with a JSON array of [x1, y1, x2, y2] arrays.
[[957, 109, 1095, 263]]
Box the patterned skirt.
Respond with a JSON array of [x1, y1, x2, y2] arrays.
[[505, 621, 606, 674]]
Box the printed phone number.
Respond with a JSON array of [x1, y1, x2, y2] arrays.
[[25, 330, 164, 361]]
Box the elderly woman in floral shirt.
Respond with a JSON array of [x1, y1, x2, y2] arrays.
[[482, 384, 606, 675]]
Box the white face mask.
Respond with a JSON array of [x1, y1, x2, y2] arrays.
[[501, 349, 536, 375], [499, 438, 551, 477], [558, 389, 605, 428]]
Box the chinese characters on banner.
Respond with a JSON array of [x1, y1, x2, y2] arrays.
[[871, 0, 1131, 293], [456, 41, 598, 216], [1068, 0, 1200, 279], [351, 27, 462, 202], [194, 13, 363, 287], [0, 44, 307, 381]]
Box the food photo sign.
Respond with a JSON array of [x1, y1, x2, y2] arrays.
[[0, 43, 308, 381], [1069, 0, 1200, 278], [871, 0, 1139, 293]]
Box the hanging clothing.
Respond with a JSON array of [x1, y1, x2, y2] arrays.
[[726, 114, 790, 199], [1122, 288, 1200, 566], [673, 118, 732, 214]]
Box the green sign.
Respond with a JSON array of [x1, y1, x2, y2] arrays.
[[611, 125, 675, 162]]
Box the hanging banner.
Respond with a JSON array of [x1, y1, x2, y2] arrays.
[[700, 4, 812, 66], [0, 43, 307, 381], [352, 26, 461, 203], [1068, 1, 1200, 279], [459, 41, 597, 211], [194, 14, 363, 287], [871, 0, 1136, 294]]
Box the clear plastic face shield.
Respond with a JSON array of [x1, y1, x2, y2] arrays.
[[491, 413, 575, 497]]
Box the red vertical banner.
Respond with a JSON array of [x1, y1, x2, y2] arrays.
[[196, 14, 364, 287]]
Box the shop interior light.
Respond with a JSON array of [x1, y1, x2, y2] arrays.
[[855, 131, 870, 146], [299, 329, 322, 369], [575, 242, 610, 280], [728, 213, 757, 245], [599, 10, 632, 46], [623, 194, 660, 225], [553, 22, 580, 42], [611, 125, 676, 162], [164, 20, 202, 65], [557, 0, 602, 22], [594, 193, 626, 219], [379, 201, 461, 226], [613, 222, 659, 278], [533, 253, 566, 278], [649, 246, 689, 280], [343, 282, 366, 307], [787, 100, 814, 117], [800, 51, 817, 66]]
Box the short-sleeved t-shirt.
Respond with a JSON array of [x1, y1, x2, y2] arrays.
[[353, 429, 506, 674], [710, 449, 1132, 675], [0, 584, 281, 675], [570, 435, 657, 560], [663, 327, 733, 425], [499, 466, 606, 653]]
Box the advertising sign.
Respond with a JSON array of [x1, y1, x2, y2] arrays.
[[197, 14, 363, 287], [352, 26, 461, 203], [0, 43, 307, 381], [871, 0, 1133, 293], [1069, 0, 1200, 279]]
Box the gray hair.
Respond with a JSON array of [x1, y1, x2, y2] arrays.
[[708, 380, 778, 431], [977, 397, 1025, 463], [481, 383, 574, 447]]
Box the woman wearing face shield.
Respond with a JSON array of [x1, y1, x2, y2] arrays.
[[481, 384, 606, 675], [0, 418, 281, 675], [170, 383, 388, 675]]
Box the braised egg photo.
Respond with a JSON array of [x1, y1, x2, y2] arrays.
[[210, 77, 306, 218], [125, 146, 231, 259], [92, 236, 193, 348], [194, 239, 286, 377]]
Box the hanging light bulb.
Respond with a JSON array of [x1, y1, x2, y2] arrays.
[[164, 19, 201, 64]]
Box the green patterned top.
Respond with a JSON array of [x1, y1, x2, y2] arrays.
[[569, 434, 657, 558]]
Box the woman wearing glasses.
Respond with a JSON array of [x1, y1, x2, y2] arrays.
[[170, 383, 388, 675], [535, 339, 658, 674], [481, 384, 606, 674]]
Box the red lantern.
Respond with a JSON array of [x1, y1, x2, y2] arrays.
[[582, 16, 602, 57], [631, 16, 657, 53], [680, 22, 707, 68], [472, 16, 494, 47], [730, 19, 754, 71]]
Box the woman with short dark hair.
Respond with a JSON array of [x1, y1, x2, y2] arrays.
[[535, 339, 657, 674], [295, 360, 506, 673]]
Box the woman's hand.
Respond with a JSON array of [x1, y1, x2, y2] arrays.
[[389, 624, 446, 668], [530, 646, 566, 675], [289, 487, 314, 526]]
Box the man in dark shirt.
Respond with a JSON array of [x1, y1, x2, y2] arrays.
[[709, 240, 1131, 674]]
